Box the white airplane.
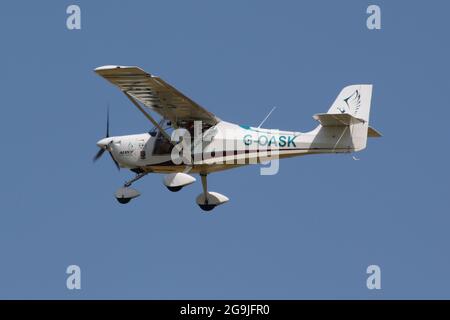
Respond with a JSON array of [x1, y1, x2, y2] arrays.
[[93, 65, 381, 211]]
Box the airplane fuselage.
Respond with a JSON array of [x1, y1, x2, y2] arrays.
[[100, 120, 354, 174]]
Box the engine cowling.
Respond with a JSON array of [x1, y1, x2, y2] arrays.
[[163, 173, 196, 192]]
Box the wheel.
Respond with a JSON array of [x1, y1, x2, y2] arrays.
[[116, 197, 132, 204], [167, 186, 183, 192], [115, 187, 140, 203], [196, 192, 228, 211], [198, 203, 216, 211]]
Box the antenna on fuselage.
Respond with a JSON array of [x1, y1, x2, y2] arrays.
[[257, 106, 277, 128]]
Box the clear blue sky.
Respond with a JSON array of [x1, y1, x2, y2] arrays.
[[0, 0, 449, 299]]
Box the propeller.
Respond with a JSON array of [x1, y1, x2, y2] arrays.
[[108, 150, 120, 171], [93, 146, 106, 162], [93, 106, 120, 170]]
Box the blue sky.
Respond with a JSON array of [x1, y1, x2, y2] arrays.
[[0, 0, 449, 299]]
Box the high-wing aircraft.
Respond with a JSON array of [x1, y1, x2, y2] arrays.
[[93, 65, 381, 211]]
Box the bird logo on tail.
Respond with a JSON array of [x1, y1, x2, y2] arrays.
[[338, 90, 361, 115]]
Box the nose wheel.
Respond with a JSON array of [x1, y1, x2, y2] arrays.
[[114, 172, 148, 204], [115, 187, 140, 204]]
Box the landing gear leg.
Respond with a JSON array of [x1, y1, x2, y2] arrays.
[[198, 173, 215, 211], [124, 171, 148, 187], [201, 173, 208, 203]]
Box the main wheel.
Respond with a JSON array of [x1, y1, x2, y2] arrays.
[[167, 186, 183, 192], [198, 203, 216, 211], [116, 197, 132, 204]]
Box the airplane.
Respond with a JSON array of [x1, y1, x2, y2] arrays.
[[93, 65, 381, 211]]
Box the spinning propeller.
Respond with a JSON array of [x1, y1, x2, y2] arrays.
[[93, 107, 120, 170]]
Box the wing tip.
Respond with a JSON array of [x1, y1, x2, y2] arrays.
[[94, 65, 134, 72]]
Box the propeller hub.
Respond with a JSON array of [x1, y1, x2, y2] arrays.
[[97, 138, 113, 149], [93, 106, 120, 170]]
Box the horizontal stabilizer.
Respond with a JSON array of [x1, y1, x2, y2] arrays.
[[313, 113, 365, 126], [368, 126, 382, 138]]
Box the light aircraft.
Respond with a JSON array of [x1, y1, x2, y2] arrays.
[[93, 65, 381, 211]]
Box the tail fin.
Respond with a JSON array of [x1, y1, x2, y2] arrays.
[[313, 85, 376, 152], [328, 84, 373, 122]]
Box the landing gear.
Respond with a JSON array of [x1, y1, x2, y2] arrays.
[[123, 171, 148, 188], [112, 171, 229, 210], [199, 203, 215, 211], [198, 174, 214, 211], [116, 196, 132, 204], [163, 173, 196, 192], [115, 187, 140, 204], [114, 172, 148, 204], [167, 186, 183, 192], [196, 173, 229, 212]]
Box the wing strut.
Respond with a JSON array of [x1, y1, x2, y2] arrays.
[[122, 91, 173, 143]]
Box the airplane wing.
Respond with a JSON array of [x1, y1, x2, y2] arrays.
[[94, 65, 219, 127]]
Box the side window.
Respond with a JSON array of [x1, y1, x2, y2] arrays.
[[153, 133, 173, 155]]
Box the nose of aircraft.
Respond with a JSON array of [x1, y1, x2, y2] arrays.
[[96, 138, 112, 148]]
